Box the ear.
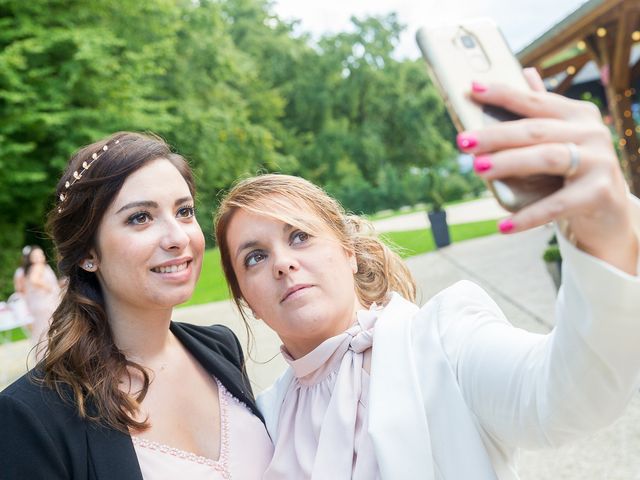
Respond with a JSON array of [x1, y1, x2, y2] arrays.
[[80, 250, 99, 272]]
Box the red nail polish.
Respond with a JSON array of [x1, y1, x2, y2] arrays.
[[457, 133, 478, 150], [472, 81, 488, 93], [498, 219, 515, 233], [473, 155, 492, 173]]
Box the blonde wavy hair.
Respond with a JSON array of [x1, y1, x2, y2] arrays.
[[214, 174, 416, 322]]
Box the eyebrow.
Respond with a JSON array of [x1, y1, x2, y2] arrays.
[[115, 196, 193, 215], [234, 223, 294, 260]]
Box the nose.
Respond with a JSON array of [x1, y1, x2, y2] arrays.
[[272, 248, 300, 278], [160, 217, 190, 251]]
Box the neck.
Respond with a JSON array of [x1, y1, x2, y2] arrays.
[[105, 303, 175, 364], [282, 297, 367, 360]]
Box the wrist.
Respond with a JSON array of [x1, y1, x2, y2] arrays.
[[577, 227, 638, 276]]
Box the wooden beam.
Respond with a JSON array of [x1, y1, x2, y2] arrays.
[[549, 56, 590, 94], [611, 6, 639, 89], [554, 72, 578, 95], [539, 51, 591, 78], [519, 0, 626, 66]]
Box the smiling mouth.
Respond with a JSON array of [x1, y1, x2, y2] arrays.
[[151, 261, 190, 274]]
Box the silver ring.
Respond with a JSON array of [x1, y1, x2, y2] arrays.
[[564, 142, 580, 177]]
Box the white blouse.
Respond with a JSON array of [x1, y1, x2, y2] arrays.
[[263, 306, 381, 479]]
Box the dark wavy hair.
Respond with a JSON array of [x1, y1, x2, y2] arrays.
[[43, 132, 195, 432]]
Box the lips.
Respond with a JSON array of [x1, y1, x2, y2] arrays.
[[280, 284, 313, 303]]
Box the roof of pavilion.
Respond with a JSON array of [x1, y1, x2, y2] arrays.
[[516, 0, 640, 91]]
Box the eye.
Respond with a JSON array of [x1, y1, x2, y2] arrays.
[[244, 250, 267, 268], [291, 230, 310, 245], [177, 205, 195, 219], [127, 211, 152, 225]]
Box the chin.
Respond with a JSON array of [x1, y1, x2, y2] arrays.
[[159, 288, 195, 308]]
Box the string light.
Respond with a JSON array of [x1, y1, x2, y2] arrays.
[[566, 65, 576, 75], [620, 138, 627, 147], [597, 27, 607, 37], [624, 110, 632, 118], [632, 31, 640, 41], [626, 128, 633, 137], [577, 40, 586, 50]]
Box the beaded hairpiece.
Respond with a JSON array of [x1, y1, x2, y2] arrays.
[[57, 139, 120, 212]]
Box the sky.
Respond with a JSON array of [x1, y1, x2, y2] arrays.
[[271, 0, 589, 59]]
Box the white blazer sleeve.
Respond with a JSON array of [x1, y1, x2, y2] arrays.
[[438, 195, 640, 449]]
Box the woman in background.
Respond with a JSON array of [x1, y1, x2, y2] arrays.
[[21, 245, 61, 348]]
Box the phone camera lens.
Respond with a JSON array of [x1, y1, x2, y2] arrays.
[[461, 35, 476, 49]]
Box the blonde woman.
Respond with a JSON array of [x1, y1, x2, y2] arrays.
[[214, 75, 640, 479]]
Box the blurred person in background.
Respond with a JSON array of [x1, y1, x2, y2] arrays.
[[22, 245, 60, 348]]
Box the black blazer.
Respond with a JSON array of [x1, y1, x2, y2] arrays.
[[0, 322, 265, 479]]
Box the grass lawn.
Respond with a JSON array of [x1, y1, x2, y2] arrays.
[[179, 218, 499, 307], [381, 218, 498, 258], [180, 248, 229, 307], [1, 327, 29, 342]]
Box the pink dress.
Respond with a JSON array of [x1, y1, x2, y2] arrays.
[[132, 379, 273, 479], [24, 265, 61, 346], [263, 306, 381, 479]]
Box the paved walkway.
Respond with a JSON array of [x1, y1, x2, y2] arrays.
[[1, 220, 638, 478], [374, 196, 510, 232]]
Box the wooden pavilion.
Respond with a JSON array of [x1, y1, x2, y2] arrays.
[[517, 0, 640, 195]]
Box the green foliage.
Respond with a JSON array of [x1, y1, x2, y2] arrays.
[[542, 245, 562, 263], [543, 234, 562, 263], [0, 0, 464, 298]]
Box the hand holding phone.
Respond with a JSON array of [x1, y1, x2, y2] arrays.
[[416, 18, 563, 212]]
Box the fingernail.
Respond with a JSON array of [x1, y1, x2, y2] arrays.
[[498, 219, 515, 233], [472, 81, 488, 93], [457, 133, 477, 150], [473, 154, 492, 173]]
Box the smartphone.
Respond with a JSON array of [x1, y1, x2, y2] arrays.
[[416, 18, 563, 212]]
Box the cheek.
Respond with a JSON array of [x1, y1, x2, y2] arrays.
[[190, 227, 206, 259], [236, 270, 270, 316]]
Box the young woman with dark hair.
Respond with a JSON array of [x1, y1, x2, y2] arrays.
[[0, 132, 272, 479]]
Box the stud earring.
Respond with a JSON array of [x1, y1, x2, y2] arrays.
[[84, 260, 95, 271]]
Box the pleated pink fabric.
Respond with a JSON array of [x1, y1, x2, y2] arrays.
[[263, 307, 382, 480]]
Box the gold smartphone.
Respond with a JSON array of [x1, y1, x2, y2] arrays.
[[416, 18, 563, 212]]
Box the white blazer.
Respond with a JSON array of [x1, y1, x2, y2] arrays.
[[258, 197, 640, 480]]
